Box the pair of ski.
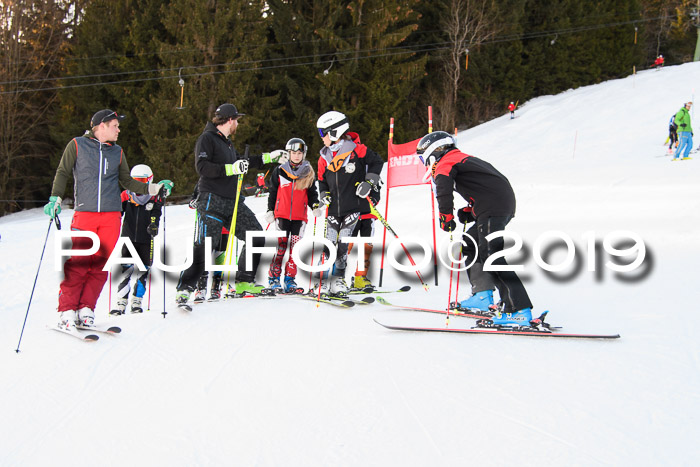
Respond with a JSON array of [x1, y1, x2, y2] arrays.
[[374, 297, 620, 339], [50, 323, 122, 341]]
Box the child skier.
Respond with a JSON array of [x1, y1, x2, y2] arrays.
[[416, 131, 534, 327], [312, 111, 384, 296], [264, 137, 321, 293], [110, 164, 164, 315], [508, 102, 516, 119]]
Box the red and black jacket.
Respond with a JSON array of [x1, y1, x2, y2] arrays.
[[267, 162, 319, 222], [433, 149, 516, 218], [317, 132, 384, 218]]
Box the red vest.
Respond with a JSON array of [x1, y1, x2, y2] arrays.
[[273, 168, 310, 222]]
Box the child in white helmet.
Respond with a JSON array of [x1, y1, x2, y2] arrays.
[[313, 111, 384, 296], [110, 164, 165, 315]]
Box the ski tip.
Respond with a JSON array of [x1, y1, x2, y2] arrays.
[[107, 327, 122, 334], [375, 296, 390, 305], [361, 297, 375, 304], [85, 334, 100, 341], [398, 286, 411, 292]]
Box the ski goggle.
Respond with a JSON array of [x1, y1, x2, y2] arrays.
[[287, 141, 307, 152], [317, 117, 348, 138], [133, 176, 152, 183]]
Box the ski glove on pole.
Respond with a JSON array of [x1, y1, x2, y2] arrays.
[[43, 196, 62, 219], [147, 222, 159, 237], [439, 213, 456, 232], [311, 203, 325, 217], [457, 206, 475, 224], [263, 210, 275, 224], [225, 160, 249, 176], [148, 180, 174, 197], [320, 192, 332, 206], [355, 173, 381, 198]]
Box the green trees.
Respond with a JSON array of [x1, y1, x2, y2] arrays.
[[0, 0, 697, 213]]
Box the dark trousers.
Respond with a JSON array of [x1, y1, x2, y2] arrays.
[[177, 192, 263, 291], [461, 215, 532, 312]]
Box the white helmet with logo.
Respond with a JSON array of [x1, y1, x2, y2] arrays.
[[316, 111, 349, 142], [130, 164, 153, 182]]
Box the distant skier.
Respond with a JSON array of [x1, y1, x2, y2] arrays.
[[508, 102, 516, 119], [673, 102, 693, 160], [312, 110, 384, 296], [110, 164, 164, 315], [264, 137, 321, 294], [653, 55, 664, 70], [416, 131, 534, 327]]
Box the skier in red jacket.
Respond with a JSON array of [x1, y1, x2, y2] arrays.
[[508, 102, 516, 119], [417, 131, 534, 327], [264, 138, 321, 293]]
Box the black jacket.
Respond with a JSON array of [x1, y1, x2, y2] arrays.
[[317, 132, 384, 217], [195, 122, 264, 199], [120, 192, 163, 244], [433, 149, 516, 218]]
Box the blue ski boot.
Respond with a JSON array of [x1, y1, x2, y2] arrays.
[[268, 276, 282, 291], [491, 308, 533, 327], [459, 290, 493, 311], [284, 276, 302, 294]]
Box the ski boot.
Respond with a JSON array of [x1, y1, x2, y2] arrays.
[[77, 307, 95, 328], [193, 288, 207, 304], [459, 290, 494, 312], [176, 290, 192, 311], [110, 298, 128, 316], [352, 275, 375, 292], [233, 281, 270, 296], [330, 276, 349, 296], [311, 280, 330, 297], [58, 310, 78, 331], [131, 296, 144, 313], [209, 275, 222, 301], [490, 307, 532, 328], [268, 276, 282, 291], [284, 276, 303, 294]]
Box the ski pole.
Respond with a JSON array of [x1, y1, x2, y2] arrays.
[[308, 215, 317, 292], [365, 196, 429, 291], [224, 146, 248, 293], [161, 202, 167, 318], [147, 214, 156, 312], [446, 230, 455, 326], [316, 206, 329, 307], [15, 215, 58, 353]]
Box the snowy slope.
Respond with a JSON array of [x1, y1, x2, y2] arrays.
[[2, 63, 700, 467]]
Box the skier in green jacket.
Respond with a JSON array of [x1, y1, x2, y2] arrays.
[[673, 102, 693, 160]]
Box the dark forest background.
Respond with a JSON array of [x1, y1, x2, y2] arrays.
[[1, 0, 697, 213]]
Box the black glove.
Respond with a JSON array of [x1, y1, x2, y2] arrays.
[[189, 198, 197, 209], [439, 213, 456, 232], [320, 192, 332, 206], [680, 123, 687, 128], [147, 222, 158, 237], [457, 206, 475, 224]]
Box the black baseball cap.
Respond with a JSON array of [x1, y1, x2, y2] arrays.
[[91, 109, 125, 127], [215, 103, 244, 120]]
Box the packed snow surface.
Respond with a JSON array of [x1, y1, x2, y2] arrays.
[[2, 63, 699, 466]]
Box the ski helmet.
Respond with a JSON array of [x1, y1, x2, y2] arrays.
[[285, 137, 308, 159], [130, 164, 153, 183], [416, 131, 457, 182], [316, 111, 349, 142]]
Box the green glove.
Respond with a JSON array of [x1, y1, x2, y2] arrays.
[[262, 150, 289, 164], [43, 196, 62, 219], [225, 160, 248, 176], [157, 179, 174, 197]]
